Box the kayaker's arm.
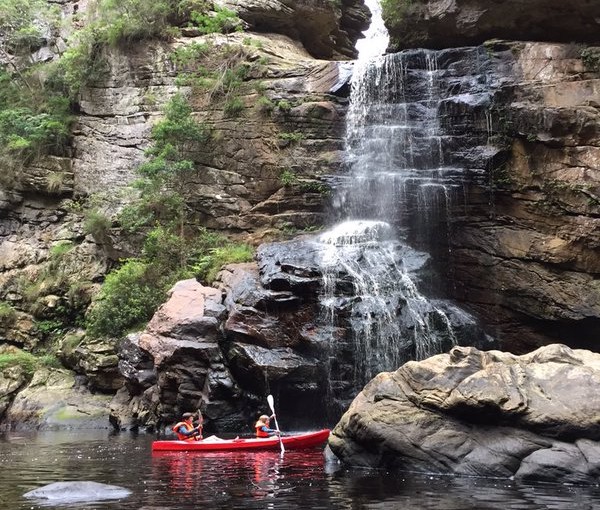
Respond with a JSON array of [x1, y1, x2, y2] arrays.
[[176, 425, 202, 438], [259, 425, 280, 436]]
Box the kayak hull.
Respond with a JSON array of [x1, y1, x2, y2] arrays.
[[152, 429, 330, 452]]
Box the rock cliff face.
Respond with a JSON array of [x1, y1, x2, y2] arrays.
[[1, 0, 600, 434], [330, 344, 600, 484], [220, 0, 370, 59], [384, 0, 600, 51], [0, 0, 365, 349], [448, 42, 600, 352], [0, 0, 367, 429]]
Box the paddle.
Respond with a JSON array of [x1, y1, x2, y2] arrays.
[[267, 394, 285, 454]]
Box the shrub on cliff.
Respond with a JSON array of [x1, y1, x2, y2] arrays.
[[85, 259, 171, 338], [0, 0, 72, 184]]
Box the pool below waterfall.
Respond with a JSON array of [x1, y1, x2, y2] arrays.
[[2, 431, 600, 510]]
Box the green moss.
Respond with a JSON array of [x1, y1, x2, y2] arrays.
[[278, 132, 304, 143], [0, 302, 17, 326], [581, 48, 600, 72], [192, 244, 254, 283], [0, 351, 37, 375], [280, 169, 298, 187]]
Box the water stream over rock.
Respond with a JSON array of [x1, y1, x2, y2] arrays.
[[315, 0, 495, 400]]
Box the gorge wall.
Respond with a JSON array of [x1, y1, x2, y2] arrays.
[[0, 0, 599, 430]]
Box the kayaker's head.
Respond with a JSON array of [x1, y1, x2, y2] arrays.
[[182, 412, 194, 423], [258, 414, 270, 425]]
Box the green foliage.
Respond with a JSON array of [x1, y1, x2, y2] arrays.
[[0, 348, 61, 375], [280, 169, 298, 187], [38, 354, 62, 368], [0, 88, 72, 178], [171, 41, 211, 67], [0, 349, 38, 375], [380, 0, 414, 26], [35, 319, 64, 336], [278, 132, 304, 143], [0, 301, 17, 326], [300, 180, 329, 194], [140, 93, 209, 179], [84, 209, 112, 240], [276, 100, 292, 113], [242, 37, 263, 49], [192, 243, 254, 283], [91, 0, 175, 45], [223, 96, 245, 117], [46, 171, 68, 193], [86, 259, 172, 337], [49, 240, 74, 259], [50, 27, 108, 99], [119, 183, 184, 234], [581, 48, 600, 72], [255, 96, 274, 115], [189, 6, 242, 34], [0, 0, 59, 54], [0, 0, 73, 185]]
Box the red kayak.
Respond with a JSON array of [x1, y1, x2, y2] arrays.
[[152, 429, 330, 452]]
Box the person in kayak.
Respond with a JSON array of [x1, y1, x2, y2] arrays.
[[172, 412, 203, 441], [255, 414, 279, 438]]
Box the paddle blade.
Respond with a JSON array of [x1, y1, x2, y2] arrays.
[[267, 394, 275, 413]]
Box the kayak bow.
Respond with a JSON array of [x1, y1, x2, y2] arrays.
[[152, 429, 330, 452]]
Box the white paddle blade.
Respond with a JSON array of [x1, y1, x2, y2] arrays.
[[267, 394, 275, 413]]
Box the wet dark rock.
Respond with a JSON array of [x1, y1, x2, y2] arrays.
[[226, 343, 320, 394]]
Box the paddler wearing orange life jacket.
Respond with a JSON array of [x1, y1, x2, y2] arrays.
[[172, 412, 203, 441], [255, 414, 279, 438]]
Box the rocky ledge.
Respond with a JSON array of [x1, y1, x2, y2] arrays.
[[330, 344, 600, 484], [384, 0, 600, 51]]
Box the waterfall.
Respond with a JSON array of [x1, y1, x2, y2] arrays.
[[316, 0, 493, 396]]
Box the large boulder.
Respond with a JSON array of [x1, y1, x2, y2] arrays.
[[383, 0, 600, 51], [4, 367, 111, 431], [330, 344, 600, 484]]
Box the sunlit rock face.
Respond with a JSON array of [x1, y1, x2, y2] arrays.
[[330, 344, 600, 484], [384, 0, 600, 51]]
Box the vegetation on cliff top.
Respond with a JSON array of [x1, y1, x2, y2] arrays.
[[0, 0, 241, 187]]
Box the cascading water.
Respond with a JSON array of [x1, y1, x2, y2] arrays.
[[316, 0, 493, 403]]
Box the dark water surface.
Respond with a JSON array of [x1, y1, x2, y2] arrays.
[[2, 431, 600, 510]]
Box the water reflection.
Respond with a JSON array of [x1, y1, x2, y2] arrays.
[[2, 432, 600, 510], [151, 449, 329, 506]]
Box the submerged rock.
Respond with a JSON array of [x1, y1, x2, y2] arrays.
[[330, 344, 600, 484], [23, 481, 131, 504]]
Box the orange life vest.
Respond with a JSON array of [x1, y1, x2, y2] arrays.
[[172, 421, 199, 441], [255, 420, 270, 438]]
